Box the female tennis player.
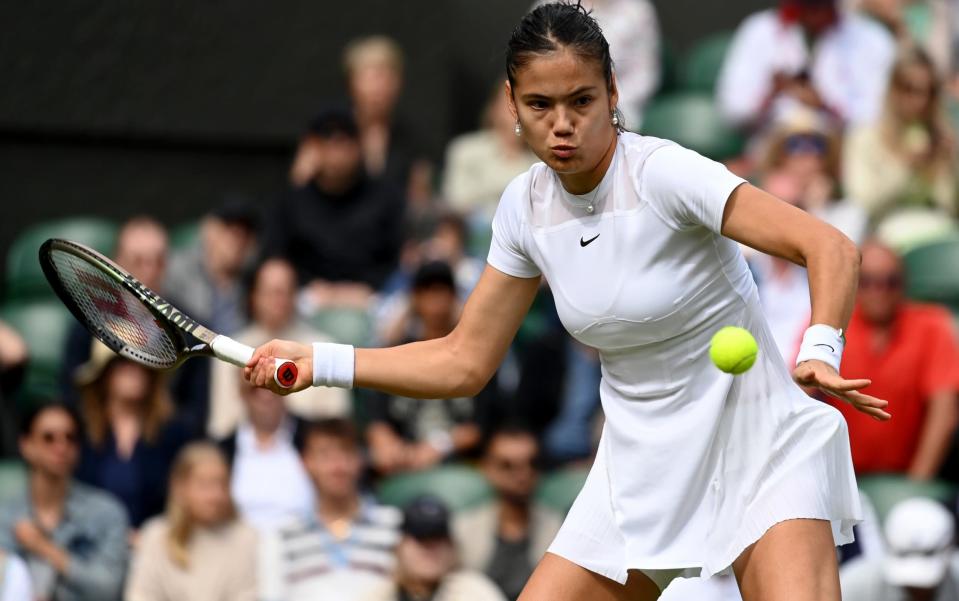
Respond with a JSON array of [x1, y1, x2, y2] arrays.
[[247, 3, 889, 599]]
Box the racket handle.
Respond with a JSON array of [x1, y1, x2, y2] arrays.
[[210, 336, 298, 389]]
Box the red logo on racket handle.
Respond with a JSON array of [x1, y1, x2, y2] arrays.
[[275, 361, 298, 389]]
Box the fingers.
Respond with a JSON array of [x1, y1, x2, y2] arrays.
[[843, 390, 892, 421]]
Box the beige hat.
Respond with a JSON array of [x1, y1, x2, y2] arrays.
[[72, 340, 123, 388]]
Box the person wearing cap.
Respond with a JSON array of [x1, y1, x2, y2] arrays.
[[366, 495, 506, 601], [718, 0, 896, 130], [841, 497, 959, 600], [365, 261, 482, 476], [259, 418, 401, 601]]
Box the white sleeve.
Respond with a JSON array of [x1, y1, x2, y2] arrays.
[[717, 13, 776, 126], [1, 555, 32, 601], [642, 144, 747, 234], [486, 173, 541, 279]]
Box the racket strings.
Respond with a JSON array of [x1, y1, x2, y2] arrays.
[[49, 250, 179, 367]]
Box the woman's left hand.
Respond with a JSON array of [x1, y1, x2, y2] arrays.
[[793, 359, 892, 421]]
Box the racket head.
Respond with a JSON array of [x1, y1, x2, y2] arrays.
[[39, 238, 190, 369]]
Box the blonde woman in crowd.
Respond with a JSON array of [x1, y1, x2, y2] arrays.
[[125, 443, 257, 601], [843, 48, 957, 245]]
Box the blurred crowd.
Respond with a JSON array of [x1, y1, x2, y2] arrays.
[[2, 0, 959, 599]]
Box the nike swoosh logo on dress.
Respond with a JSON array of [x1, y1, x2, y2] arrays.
[[580, 234, 600, 247]]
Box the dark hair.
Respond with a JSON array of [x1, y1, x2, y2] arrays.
[[506, 1, 624, 130], [412, 260, 456, 293], [484, 423, 540, 455], [19, 401, 82, 439], [298, 417, 360, 454]]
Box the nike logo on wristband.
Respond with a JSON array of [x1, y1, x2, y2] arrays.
[[580, 234, 600, 247], [814, 343, 836, 353]]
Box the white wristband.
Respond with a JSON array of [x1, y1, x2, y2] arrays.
[[312, 342, 355, 389], [795, 324, 844, 373]]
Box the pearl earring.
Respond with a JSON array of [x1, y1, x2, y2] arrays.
[[611, 112, 620, 127], [514, 122, 522, 136]]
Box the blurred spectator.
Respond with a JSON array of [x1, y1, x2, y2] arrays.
[[265, 108, 405, 310], [366, 262, 482, 475], [260, 419, 401, 601], [830, 240, 959, 478], [718, 0, 896, 130], [367, 496, 506, 601], [218, 375, 313, 532], [841, 497, 959, 600], [452, 427, 562, 600], [208, 258, 350, 439], [540, 340, 601, 464], [125, 443, 257, 601], [165, 198, 257, 337], [531, 0, 660, 127], [0, 402, 128, 601], [751, 106, 867, 360], [843, 48, 957, 249], [74, 347, 189, 532], [60, 216, 169, 407], [441, 85, 539, 221], [845, 0, 953, 75], [0, 321, 27, 456], [0, 550, 32, 601]]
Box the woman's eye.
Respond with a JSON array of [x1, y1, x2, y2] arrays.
[[575, 96, 593, 107], [529, 100, 548, 110]]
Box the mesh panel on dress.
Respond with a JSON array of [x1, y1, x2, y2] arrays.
[[49, 250, 179, 367]]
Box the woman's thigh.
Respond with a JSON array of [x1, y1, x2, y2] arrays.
[[733, 518, 840, 601], [518, 552, 662, 601]]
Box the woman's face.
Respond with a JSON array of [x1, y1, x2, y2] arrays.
[[893, 63, 935, 122], [507, 47, 617, 185], [105, 360, 152, 404], [179, 459, 231, 527]]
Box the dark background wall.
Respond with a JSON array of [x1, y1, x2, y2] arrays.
[[0, 0, 770, 260]]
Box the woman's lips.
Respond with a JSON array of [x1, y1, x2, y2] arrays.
[[551, 145, 576, 159]]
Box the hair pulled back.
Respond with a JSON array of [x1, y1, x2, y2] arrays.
[[506, 1, 623, 129]]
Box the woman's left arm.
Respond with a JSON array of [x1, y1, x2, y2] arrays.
[[720, 183, 891, 421]]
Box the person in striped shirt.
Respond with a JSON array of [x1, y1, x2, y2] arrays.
[[259, 418, 402, 601]]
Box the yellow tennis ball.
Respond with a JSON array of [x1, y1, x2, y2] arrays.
[[710, 326, 758, 375]]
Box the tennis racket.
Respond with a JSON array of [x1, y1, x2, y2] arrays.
[[39, 238, 298, 388]]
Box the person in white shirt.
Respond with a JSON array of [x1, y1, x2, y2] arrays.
[[717, 0, 896, 129], [247, 3, 888, 600], [0, 551, 32, 601], [219, 374, 314, 532]]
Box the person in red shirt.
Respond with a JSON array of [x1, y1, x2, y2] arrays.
[[834, 240, 959, 478]]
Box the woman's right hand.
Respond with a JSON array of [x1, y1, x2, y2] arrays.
[[244, 339, 313, 395]]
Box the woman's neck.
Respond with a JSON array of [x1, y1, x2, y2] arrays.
[[557, 131, 617, 195]]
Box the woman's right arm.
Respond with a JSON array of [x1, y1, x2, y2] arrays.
[[246, 266, 540, 399]]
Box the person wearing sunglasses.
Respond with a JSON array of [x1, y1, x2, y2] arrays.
[[452, 426, 563, 600], [828, 240, 959, 480], [0, 401, 129, 601]]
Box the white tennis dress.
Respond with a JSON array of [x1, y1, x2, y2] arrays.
[[487, 132, 861, 589]]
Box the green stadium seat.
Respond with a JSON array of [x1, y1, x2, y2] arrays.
[[6, 218, 118, 301], [680, 32, 734, 93], [536, 466, 588, 515], [902, 234, 959, 310], [641, 92, 744, 161], [169, 221, 201, 252], [0, 460, 25, 503], [0, 300, 75, 401], [858, 474, 957, 524], [377, 465, 493, 512], [308, 308, 373, 347]]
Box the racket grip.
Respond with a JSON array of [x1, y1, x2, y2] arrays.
[[210, 336, 298, 389]]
